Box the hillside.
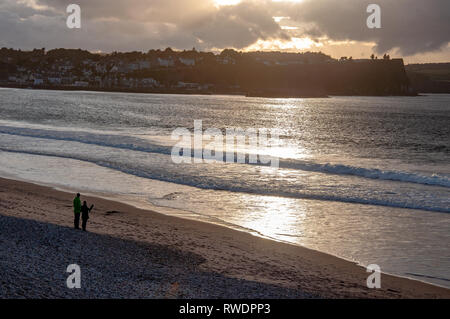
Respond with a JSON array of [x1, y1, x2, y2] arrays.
[[0, 48, 415, 97], [406, 63, 450, 93]]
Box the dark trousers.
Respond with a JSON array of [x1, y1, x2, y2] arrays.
[[82, 218, 88, 231], [74, 212, 80, 229]]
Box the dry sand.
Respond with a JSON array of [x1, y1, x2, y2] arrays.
[[0, 177, 448, 298]]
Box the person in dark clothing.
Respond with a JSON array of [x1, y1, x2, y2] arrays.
[[81, 201, 94, 231], [73, 193, 81, 229]]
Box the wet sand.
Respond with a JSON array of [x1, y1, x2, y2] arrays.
[[0, 177, 448, 298]]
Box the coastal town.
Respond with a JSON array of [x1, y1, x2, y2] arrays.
[[0, 48, 332, 92], [0, 47, 414, 96]]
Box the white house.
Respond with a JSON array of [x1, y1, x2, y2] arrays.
[[127, 63, 139, 72], [158, 58, 174, 67], [139, 60, 151, 69], [96, 64, 107, 73], [177, 81, 200, 89], [59, 63, 73, 71], [48, 77, 62, 85], [141, 78, 159, 87], [74, 81, 89, 87], [217, 57, 236, 65], [179, 58, 195, 66]]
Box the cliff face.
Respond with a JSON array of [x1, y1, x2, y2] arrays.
[[322, 59, 414, 96], [192, 58, 414, 96], [226, 59, 414, 96]]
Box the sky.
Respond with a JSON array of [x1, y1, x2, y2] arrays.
[[1, 0, 449, 63]]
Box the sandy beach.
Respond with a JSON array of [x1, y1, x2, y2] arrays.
[[0, 177, 448, 299]]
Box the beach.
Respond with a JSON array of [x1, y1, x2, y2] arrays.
[[0, 177, 448, 299]]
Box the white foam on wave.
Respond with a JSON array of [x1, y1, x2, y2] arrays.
[[1, 124, 449, 188], [0, 146, 449, 213]]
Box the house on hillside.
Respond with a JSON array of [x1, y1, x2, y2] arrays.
[[158, 58, 174, 67], [73, 81, 88, 87], [48, 77, 62, 85], [141, 78, 159, 88], [217, 57, 236, 65], [179, 58, 195, 66], [138, 60, 151, 69]]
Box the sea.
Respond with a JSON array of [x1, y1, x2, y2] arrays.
[[0, 87, 448, 287]]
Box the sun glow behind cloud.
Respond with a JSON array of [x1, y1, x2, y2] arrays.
[[246, 37, 322, 51], [213, 0, 242, 6], [214, 0, 304, 6]]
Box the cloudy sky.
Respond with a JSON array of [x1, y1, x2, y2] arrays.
[[1, 0, 449, 63]]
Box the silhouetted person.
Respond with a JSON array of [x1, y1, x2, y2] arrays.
[[73, 193, 81, 229], [81, 201, 94, 231]]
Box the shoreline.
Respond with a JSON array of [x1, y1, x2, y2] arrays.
[[0, 176, 449, 298], [2, 170, 449, 290], [0, 85, 420, 97]]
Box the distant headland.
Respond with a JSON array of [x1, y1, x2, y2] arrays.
[[0, 47, 424, 97]]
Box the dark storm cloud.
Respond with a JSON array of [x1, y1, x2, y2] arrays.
[[282, 0, 450, 55], [1, 0, 286, 51], [1, 0, 449, 56], [191, 1, 289, 48]]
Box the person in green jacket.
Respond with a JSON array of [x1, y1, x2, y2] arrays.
[[73, 193, 81, 229]]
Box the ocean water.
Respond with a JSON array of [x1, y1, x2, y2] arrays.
[[0, 87, 449, 288]]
